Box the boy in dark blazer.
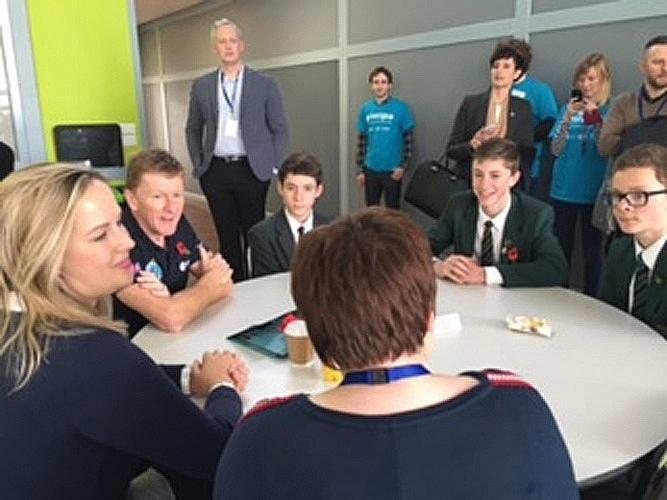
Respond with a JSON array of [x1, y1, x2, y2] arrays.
[[599, 144, 667, 338], [428, 138, 566, 287], [248, 152, 330, 277]]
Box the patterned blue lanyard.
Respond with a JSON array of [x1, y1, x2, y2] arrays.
[[341, 364, 431, 385], [221, 74, 239, 114]]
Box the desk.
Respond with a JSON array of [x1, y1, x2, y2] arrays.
[[133, 272, 667, 485]]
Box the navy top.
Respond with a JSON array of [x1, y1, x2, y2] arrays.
[[214, 370, 578, 500], [113, 205, 201, 337], [0, 329, 241, 500]]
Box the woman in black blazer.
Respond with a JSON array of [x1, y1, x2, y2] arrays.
[[447, 41, 534, 189]]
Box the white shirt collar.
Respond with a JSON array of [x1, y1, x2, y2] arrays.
[[634, 233, 667, 272], [477, 195, 512, 230], [284, 209, 314, 242]]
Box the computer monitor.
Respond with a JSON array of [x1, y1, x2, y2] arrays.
[[54, 124, 124, 167]]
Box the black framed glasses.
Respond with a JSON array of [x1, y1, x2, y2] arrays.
[[603, 189, 667, 207]]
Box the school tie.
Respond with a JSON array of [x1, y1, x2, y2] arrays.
[[631, 252, 649, 318], [296, 226, 305, 242], [480, 220, 494, 266]]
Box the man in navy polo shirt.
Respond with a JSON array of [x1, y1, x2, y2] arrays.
[[113, 149, 233, 338]]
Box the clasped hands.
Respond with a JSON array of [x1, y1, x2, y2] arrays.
[[190, 350, 249, 397], [135, 245, 234, 297], [434, 254, 486, 285]]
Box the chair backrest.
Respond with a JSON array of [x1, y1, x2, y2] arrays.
[[183, 191, 219, 253]]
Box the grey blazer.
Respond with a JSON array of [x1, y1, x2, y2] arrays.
[[185, 67, 289, 181], [248, 209, 331, 277]]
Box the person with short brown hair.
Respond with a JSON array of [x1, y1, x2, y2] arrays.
[[248, 152, 330, 277], [213, 206, 578, 500], [599, 143, 667, 338], [113, 149, 233, 338], [356, 65, 415, 209], [446, 40, 534, 189], [430, 138, 567, 287], [598, 35, 667, 157]]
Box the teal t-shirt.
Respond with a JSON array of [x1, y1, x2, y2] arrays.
[[512, 78, 559, 178], [549, 103, 610, 204], [357, 96, 415, 172]]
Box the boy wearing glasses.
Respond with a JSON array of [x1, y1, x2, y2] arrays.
[[600, 143, 667, 338]]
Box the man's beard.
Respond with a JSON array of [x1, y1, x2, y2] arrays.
[[646, 75, 667, 94]]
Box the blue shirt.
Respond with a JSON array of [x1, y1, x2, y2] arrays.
[[357, 96, 415, 172], [512, 78, 559, 178], [549, 103, 610, 204]]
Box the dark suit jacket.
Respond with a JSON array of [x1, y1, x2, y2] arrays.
[[428, 191, 567, 287], [446, 90, 534, 183], [248, 209, 331, 277], [599, 237, 667, 339], [185, 67, 289, 181]]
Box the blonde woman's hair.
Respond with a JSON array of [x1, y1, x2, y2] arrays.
[[573, 52, 612, 106], [0, 164, 125, 390]]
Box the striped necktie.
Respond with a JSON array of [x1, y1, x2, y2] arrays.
[[480, 220, 494, 266], [631, 252, 649, 318]]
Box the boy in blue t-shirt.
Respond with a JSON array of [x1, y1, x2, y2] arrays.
[[356, 66, 415, 209]]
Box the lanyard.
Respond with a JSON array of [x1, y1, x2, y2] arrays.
[[637, 86, 667, 121], [221, 73, 239, 114], [341, 364, 431, 385]]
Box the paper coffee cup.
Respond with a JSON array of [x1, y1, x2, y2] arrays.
[[283, 319, 314, 366]]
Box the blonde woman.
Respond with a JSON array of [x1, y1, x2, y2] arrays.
[[549, 53, 612, 296], [0, 165, 247, 499]]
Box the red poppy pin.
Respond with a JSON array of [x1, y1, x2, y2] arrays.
[[176, 241, 190, 257], [503, 244, 519, 264]]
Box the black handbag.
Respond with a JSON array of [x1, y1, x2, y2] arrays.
[[403, 155, 469, 219]]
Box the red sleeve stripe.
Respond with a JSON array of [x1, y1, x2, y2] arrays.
[[238, 394, 300, 425], [484, 369, 533, 389]]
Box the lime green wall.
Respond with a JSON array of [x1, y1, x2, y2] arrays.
[[27, 0, 142, 162]]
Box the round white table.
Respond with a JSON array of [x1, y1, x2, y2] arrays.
[[133, 272, 667, 485]]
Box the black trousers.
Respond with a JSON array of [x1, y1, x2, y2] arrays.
[[200, 157, 269, 282], [552, 199, 603, 296], [364, 170, 402, 209]]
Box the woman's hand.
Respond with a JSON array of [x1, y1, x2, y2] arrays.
[[471, 124, 499, 149], [190, 351, 250, 396], [565, 98, 586, 120]]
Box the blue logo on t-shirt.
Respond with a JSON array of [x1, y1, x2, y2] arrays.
[[144, 259, 164, 281]]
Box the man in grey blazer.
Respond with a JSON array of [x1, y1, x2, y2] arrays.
[[249, 152, 330, 277], [186, 18, 289, 281]]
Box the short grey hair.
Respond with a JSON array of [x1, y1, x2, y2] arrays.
[[210, 18, 243, 44]]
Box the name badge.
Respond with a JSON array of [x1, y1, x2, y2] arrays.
[[224, 119, 239, 137]]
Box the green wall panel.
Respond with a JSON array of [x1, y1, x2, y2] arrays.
[[27, 0, 141, 162]]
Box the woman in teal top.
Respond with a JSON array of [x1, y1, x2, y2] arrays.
[[549, 53, 612, 296]]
